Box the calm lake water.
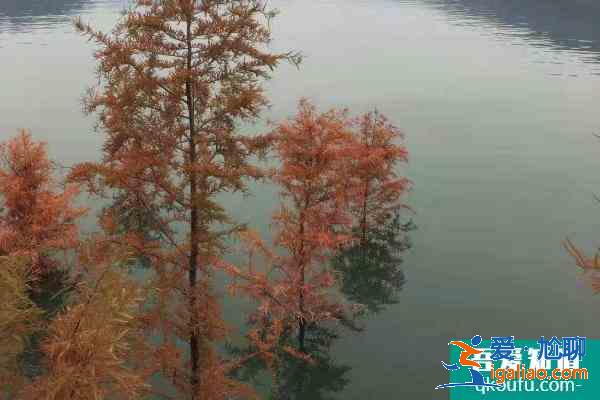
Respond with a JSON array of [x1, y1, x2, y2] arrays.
[[3, 0, 600, 398]]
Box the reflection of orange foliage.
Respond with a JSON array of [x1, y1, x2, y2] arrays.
[[564, 238, 600, 293], [227, 100, 411, 355], [449, 341, 483, 368], [0, 130, 86, 276]]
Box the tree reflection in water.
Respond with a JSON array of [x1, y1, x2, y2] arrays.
[[332, 211, 414, 315], [229, 211, 414, 399]]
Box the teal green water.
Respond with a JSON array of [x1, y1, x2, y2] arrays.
[[2, 0, 600, 398]]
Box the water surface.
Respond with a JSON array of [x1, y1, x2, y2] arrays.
[[2, 0, 600, 398]]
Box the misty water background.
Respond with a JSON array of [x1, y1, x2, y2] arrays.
[[2, 0, 600, 398]]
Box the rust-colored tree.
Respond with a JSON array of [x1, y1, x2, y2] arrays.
[[0, 256, 42, 398], [0, 130, 86, 277], [20, 236, 148, 400], [71, 1, 297, 398], [327, 111, 411, 316], [350, 111, 409, 245], [226, 100, 358, 354], [227, 102, 412, 366], [0, 131, 87, 387]]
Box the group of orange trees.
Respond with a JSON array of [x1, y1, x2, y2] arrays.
[[0, 1, 411, 399]]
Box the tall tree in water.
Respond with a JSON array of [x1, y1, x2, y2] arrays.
[[329, 111, 412, 314], [0, 130, 85, 276], [71, 1, 298, 397], [227, 103, 412, 357], [350, 111, 409, 246], [269, 100, 357, 351], [226, 100, 358, 353], [0, 131, 89, 394]]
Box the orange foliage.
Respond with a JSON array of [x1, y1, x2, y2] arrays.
[[21, 237, 148, 400], [350, 111, 410, 244], [0, 130, 86, 276], [0, 256, 42, 397], [71, 1, 297, 397], [272, 99, 357, 262], [227, 101, 410, 357], [227, 100, 359, 352]]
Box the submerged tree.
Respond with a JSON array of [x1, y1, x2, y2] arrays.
[[349, 111, 409, 246], [225, 100, 359, 353], [222, 102, 414, 390], [71, 1, 298, 397], [0, 131, 86, 382], [228, 101, 413, 353], [326, 110, 412, 315], [0, 130, 86, 277], [269, 100, 358, 351]]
